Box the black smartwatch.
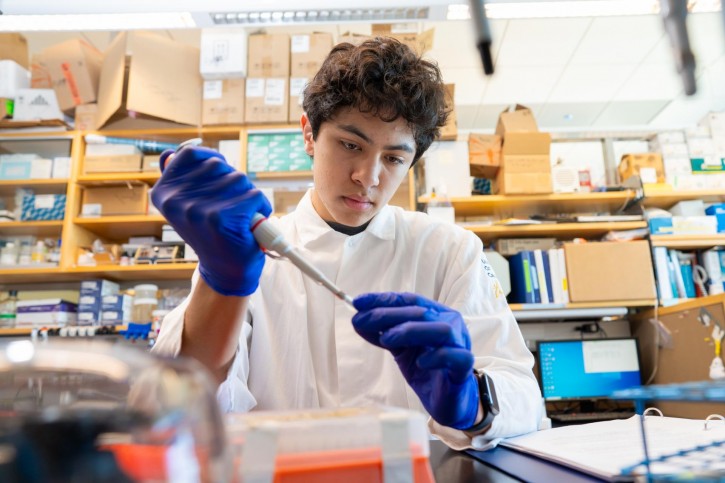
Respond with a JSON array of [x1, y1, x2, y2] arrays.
[[465, 369, 500, 433]]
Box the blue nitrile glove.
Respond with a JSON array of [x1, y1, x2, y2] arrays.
[[351, 292, 480, 430], [119, 322, 152, 341], [152, 146, 272, 296]]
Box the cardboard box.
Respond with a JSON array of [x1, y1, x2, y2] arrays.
[[81, 184, 148, 216], [0, 60, 30, 98], [142, 155, 161, 173], [290, 33, 333, 77], [40, 39, 103, 113], [247, 34, 290, 78], [245, 78, 288, 123], [75, 103, 98, 130], [468, 133, 501, 178], [202, 79, 245, 125], [20, 194, 66, 221], [200, 28, 247, 79], [13, 88, 63, 121], [97, 31, 202, 130], [288, 77, 308, 123], [493, 171, 552, 195], [439, 84, 457, 141], [618, 153, 665, 183], [496, 104, 539, 137], [0, 33, 29, 69], [370, 24, 435, 54], [563, 241, 656, 303], [83, 154, 142, 174], [631, 294, 725, 419], [30, 53, 52, 88], [339, 32, 371, 45]]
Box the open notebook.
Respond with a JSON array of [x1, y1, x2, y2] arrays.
[[499, 416, 725, 482]]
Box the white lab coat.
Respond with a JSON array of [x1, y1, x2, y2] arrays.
[[153, 190, 542, 448]]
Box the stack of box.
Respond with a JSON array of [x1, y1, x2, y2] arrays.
[[493, 105, 552, 194], [199, 28, 247, 126], [100, 294, 133, 325], [289, 33, 333, 123], [245, 34, 290, 124], [16, 299, 78, 328], [78, 279, 120, 326]]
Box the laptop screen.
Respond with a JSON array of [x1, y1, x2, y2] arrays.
[[537, 338, 642, 401]]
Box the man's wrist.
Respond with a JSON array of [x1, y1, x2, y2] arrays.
[[463, 370, 499, 434]]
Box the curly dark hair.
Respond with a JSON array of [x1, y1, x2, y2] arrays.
[[302, 36, 449, 164]]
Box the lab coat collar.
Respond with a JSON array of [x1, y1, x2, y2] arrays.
[[295, 189, 396, 246]]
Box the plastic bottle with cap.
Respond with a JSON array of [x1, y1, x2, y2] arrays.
[[0, 290, 19, 328]]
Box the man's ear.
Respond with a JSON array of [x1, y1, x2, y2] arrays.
[[301, 113, 314, 157]]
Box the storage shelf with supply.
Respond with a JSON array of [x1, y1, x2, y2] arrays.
[[462, 221, 647, 243], [0, 179, 68, 196]]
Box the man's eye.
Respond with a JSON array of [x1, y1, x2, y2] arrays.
[[387, 156, 405, 165], [341, 141, 359, 150]]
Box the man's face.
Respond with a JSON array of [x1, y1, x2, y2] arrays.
[[301, 107, 416, 227]]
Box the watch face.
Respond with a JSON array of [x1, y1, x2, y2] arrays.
[[482, 372, 500, 415]]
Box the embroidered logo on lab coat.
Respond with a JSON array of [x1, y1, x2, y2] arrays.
[[481, 254, 503, 298]]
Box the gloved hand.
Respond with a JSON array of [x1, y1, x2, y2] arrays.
[[152, 146, 272, 296], [352, 292, 480, 430]]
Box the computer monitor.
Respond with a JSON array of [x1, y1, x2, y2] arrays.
[[536, 338, 642, 401]]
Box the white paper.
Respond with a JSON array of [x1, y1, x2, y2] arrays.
[[203, 80, 223, 99], [264, 79, 285, 106], [500, 416, 725, 481], [246, 78, 265, 98]]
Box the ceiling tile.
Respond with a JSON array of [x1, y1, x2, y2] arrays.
[[537, 102, 607, 128], [496, 17, 591, 67], [481, 65, 560, 103], [613, 63, 683, 101], [570, 16, 663, 65], [687, 12, 725, 68], [455, 105, 482, 131], [440, 67, 488, 105], [547, 64, 637, 103], [425, 19, 507, 69], [592, 100, 669, 127]]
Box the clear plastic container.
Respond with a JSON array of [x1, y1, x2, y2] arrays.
[[0, 242, 18, 266], [31, 241, 47, 263], [225, 407, 434, 483], [133, 284, 158, 323], [0, 339, 230, 481], [0, 290, 18, 328]]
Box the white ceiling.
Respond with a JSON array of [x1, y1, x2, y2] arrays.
[[19, 11, 725, 133]]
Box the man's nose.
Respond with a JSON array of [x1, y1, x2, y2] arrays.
[[351, 156, 382, 189]]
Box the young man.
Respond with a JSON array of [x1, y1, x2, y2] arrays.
[[152, 37, 541, 449]]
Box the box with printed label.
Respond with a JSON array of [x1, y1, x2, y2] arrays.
[[202, 78, 245, 125], [288, 77, 308, 123], [200, 28, 247, 79], [245, 78, 288, 123], [290, 33, 333, 78], [20, 194, 66, 221], [52, 157, 71, 178], [672, 215, 718, 234], [370, 24, 435, 55], [247, 34, 290, 78], [80, 279, 120, 297], [78, 294, 102, 314], [16, 299, 77, 328], [13, 88, 63, 121], [101, 294, 133, 313], [77, 311, 100, 326], [618, 153, 665, 183], [83, 154, 142, 174], [690, 157, 725, 173], [648, 217, 674, 235]]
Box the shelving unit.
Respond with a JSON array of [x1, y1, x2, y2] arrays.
[[0, 220, 65, 236], [463, 221, 647, 242], [0, 178, 68, 196], [76, 172, 160, 186], [642, 189, 725, 209], [73, 215, 168, 239], [650, 234, 725, 249]]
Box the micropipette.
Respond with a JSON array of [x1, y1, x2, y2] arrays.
[[166, 140, 355, 309], [250, 213, 355, 308]]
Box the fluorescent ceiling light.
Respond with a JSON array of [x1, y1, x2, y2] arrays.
[[0, 12, 196, 32], [448, 0, 721, 20], [209, 7, 430, 25]]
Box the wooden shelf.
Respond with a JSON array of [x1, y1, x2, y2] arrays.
[[462, 221, 648, 242], [66, 263, 197, 281], [0, 179, 68, 196], [73, 215, 167, 240], [0, 325, 127, 337], [510, 300, 655, 311], [418, 192, 637, 218], [650, 234, 725, 249], [0, 220, 64, 236], [76, 172, 160, 186], [0, 266, 68, 284], [250, 171, 313, 179], [643, 190, 725, 209]]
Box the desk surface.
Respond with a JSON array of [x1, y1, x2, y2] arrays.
[[430, 440, 608, 483]]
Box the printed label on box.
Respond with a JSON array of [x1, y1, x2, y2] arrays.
[[291, 35, 310, 53], [290, 77, 307, 98], [264, 79, 285, 106], [203, 80, 223, 100], [34, 194, 55, 209], [246, 78, 264, 98], [81, 203, 102, 217]]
